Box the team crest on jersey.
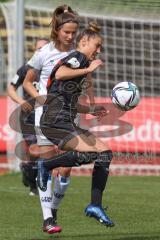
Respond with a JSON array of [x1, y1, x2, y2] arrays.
[[50, 59, 55, 64], [67, 57, 80, 68]]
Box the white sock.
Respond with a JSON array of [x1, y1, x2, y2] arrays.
[[38, 174, 53, 220], [51, 174, 70, 210]]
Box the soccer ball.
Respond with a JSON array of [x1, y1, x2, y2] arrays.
[[111, 81, 140, 111]]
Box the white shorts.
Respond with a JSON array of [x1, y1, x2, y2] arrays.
[[35, 126, 53, 146], [35, 106, 80, 146]]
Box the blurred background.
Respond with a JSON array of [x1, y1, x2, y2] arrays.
[[0, 0, 160, 175]]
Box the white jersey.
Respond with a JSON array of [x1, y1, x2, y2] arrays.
[[28, 42, 73, 126]]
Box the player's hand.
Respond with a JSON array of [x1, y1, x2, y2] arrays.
[[35, 95, 46, 106], [91, 105, 108, 121], [87, 59, 103, 73], [20, 100, 33, 112]]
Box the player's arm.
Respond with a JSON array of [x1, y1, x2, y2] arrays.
[[76, 103, 90, 113], [75, 74, 95, 113], [23, 69, 45, 105], [7, 84, 25, 105], [55, 59, 103, 80], [23, 50, 46, 105], [8, 69, 33, 111], [23, 68, 45, 105], [8, 69, 25, 105], [8, 84, 32, 111], [85, 73, 107, 120], [23, 68, 39, 99], [86, 73, 95, 106], [76, 102, 107, 122]]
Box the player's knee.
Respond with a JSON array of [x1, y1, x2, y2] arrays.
[[59, 167, 72, 177], [99, 150, 113, 162], [96, 142, 109, 152], [39, 145, 58, 158], [98, 150, 113, 170], [74, 150, 113, 166], [76, 151, 98, 165]]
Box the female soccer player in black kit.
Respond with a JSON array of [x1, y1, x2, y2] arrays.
[[38, 22, 114, 227], [8, 38, 48, 196]]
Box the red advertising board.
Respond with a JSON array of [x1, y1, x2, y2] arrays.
[[0, 96, 160, 153], [79, 96, 160, 153], [0, 97, 15, 152]]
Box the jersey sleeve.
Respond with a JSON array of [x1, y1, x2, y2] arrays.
[[10, 65, 28, 89], [27, 49, 44, 70], [63, 52, 88, 69]]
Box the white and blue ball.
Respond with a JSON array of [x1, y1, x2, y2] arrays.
[[111, 81, 140, 111]]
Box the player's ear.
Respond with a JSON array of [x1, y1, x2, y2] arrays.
[[81, 36, 88, 46]]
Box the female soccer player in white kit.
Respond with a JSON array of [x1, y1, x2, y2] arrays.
[[24, 5, 81, 234], [24, 5, 114, 234]]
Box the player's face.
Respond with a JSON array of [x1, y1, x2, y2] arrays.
[[85, 36, 102, 60], [57, 22, 78, 50]]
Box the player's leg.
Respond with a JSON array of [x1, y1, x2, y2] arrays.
[[38, 144, 62, 234], [17, 136, 38, 196], [35, 125, 74, 234], [31, 144, 72, 224], [51, 167, 71, 223], [19, 110, 38, 196], [35, 123, 62, 234], [68, 134, 114, 226], [25, 135, 39, 196], [37, 132, 114, 227], [17, 140, 31, 187], [83, 135, 114, 227], [37, 133, 111, 187]]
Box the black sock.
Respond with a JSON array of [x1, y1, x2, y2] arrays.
[[91, 164, 108, 206], [43, 151, 98, 170], [44, 151, 79, 170], [91, 150, 113, 206]]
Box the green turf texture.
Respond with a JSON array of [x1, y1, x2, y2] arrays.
[[0, 173, 160, 240]]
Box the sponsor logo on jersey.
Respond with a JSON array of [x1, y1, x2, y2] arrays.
[[67, 57, 80, 68]]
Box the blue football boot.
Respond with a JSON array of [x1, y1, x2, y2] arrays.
[[85, 204, 114, 227], [37, 160, 49, 192]]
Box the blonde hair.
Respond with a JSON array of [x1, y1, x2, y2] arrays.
[[88, 22, 101, 33], [76, 22, 101, 45]]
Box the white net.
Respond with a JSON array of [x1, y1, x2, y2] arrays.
[[0, 0, 160, 175]]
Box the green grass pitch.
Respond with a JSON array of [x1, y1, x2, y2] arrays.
[[0, 173, 160, 240]]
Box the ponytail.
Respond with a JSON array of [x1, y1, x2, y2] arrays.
[[50, 5, 79, 42]]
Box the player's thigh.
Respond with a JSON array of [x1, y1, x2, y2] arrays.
[[87, 134, 109, 152], [64, 133, 109, 152], [39, 145, 59, 158]]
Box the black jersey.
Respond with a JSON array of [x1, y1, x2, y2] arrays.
[[44, 51, 89, 123], [11, 64, 39, 126], [11, 64, 39, 100]]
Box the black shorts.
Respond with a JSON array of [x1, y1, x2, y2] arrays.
[[20, 110, 37, 146], [41, 119, 92, 150]]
